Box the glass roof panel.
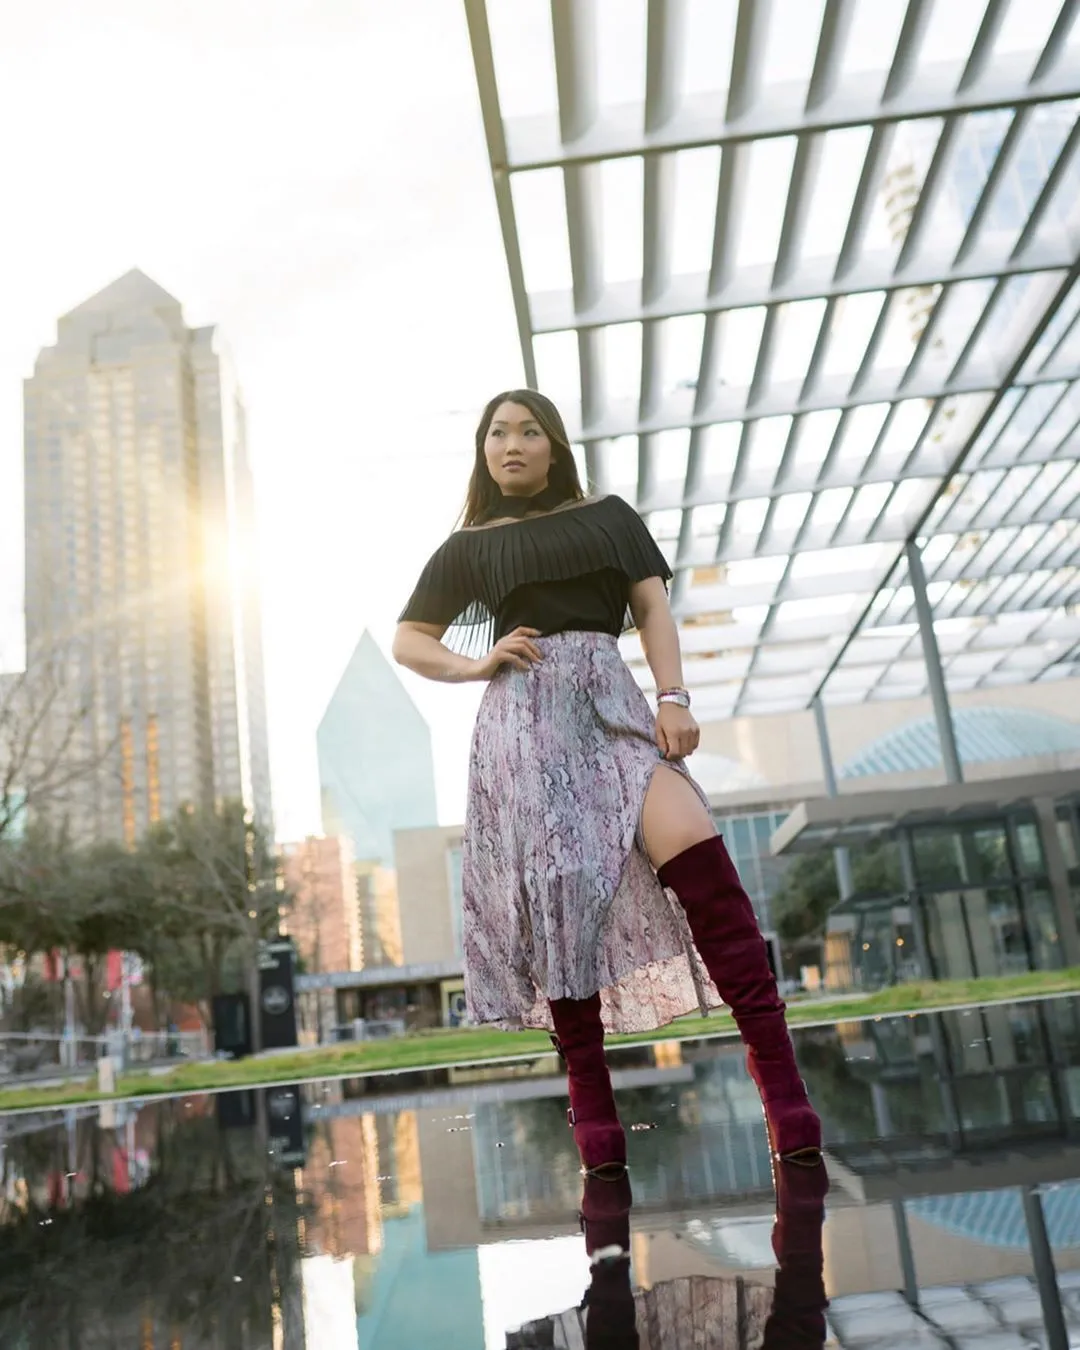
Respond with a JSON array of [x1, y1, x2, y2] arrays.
[[652, 429, 691, 487], [772, 491, 812, 533], [819, 292, 888, 384], [595, 0, 646, 113], [670, 147, 723, 277], [772, 300, 829, 384], [599, 436, 639, 496], [658, 314, 707, 399], [746, 416, 792, 478], [681, 0, 739, 101], [713, 307, 768, 391], [919, 0, 991, 71], [698, 422, 743, 493], [731, 497, 770, 539], [787, 410, 842, 482], [511, 170, 573, 293], [486, 0, 559, 119], [762, 0, 828, 92], [600, 156, 644, 287], [734, 137, 798, 273], [837, 0, 908, 96], [1019, 277, 1080, 383], [472, 0, 1080, 720], [602, 322, 643, 402], [800, 126, 875, 268], [532, 330, 580, 407], [833, 403, 890, 466], [995, 0, 1078, 79]]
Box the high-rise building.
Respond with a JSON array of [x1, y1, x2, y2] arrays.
[[318, 630, 438, 867], [23, 269, 273, 842], [318, 631, 436, 968], [280, 835, 363, 974]]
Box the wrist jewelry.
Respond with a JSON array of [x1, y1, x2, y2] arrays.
[[657, 687, 691, 709]]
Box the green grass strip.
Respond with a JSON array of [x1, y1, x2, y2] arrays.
[[2, 967, 1078, 1113]]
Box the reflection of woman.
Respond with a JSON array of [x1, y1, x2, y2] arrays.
[[394, 390, 822, 1176], [510, 1169, 828, 1349]]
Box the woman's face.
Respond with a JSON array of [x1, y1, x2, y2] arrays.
[[483, 401, 553, 496]]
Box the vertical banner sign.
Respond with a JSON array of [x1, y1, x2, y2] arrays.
[[259, 939, 299, 1050]]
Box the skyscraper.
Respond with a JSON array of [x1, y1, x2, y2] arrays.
[[318, 631, 437, 868], [23, 269, 273, 842]]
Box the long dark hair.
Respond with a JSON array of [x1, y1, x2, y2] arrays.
[[462, 389, 585, 526]]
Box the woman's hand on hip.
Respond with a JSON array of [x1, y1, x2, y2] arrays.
[[471, 626, 544, 679], [656, 703, 700, 760]]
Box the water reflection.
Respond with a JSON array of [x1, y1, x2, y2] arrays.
[[0, 997, 1078, 1346], [510, 1166, 828, 1348]]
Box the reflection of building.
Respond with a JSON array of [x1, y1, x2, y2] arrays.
[[281, 836, 363, 974], [23, 269, 273, 842], [305, 1114, 383, 1261]]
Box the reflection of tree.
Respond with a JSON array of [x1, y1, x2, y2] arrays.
[[0, 1109, 308, 1348], [794, 1032, 877, 1144]]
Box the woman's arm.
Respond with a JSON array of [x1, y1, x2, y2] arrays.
[[392, 620, 544, 684], [629, 577, 685, 690], [629, 577, 700, 759], [392, 621, 481, 683]]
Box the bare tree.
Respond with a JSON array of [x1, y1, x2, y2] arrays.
[[0, 640, 116, 845]]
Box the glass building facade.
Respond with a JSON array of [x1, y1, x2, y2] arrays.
[[23, 269, 273, 842]]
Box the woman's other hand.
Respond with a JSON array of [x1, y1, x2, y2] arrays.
[[655, 702, 700, 760], [472, 626, 544, 679]]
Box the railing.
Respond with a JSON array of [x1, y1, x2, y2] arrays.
[[329, 1018, 407, 1043], [0, 1029, 208, 1082]]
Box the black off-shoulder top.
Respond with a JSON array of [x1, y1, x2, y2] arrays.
[[398, 489, 671, 655]]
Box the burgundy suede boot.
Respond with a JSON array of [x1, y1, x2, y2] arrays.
[[549, 993, 627, 1176], [580, 1170, 633, 1260], [657, 835, 822, 1165], [762, 1163, 829, 1348]]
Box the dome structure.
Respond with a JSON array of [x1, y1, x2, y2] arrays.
[[840, 707, 1080, 780], [909, 1186, 1080, 1251]]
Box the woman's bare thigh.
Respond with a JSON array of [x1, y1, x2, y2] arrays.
[[640, 764, 716, 871]]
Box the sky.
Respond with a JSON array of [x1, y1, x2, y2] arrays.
[[0, 0, 520, 839], [0, 0, 1072, 841]]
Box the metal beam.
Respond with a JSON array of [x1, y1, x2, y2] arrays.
[[462, 0, 538, 387], [572, 359, 1080, 446], [528, 238, 1074, 333], [811, 262, 1080, 703], [1021, 1185, 1069, 1350], [813, 696, 854, 899], [906, 540, 963, 784], [501, 57, 1080, 171]]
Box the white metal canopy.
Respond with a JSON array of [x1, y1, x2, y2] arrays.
[[465, 0, 1080, 721]]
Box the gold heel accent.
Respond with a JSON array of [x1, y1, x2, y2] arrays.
[[581, 1160, 629, 1181], [777, 1146, 824, 1168]]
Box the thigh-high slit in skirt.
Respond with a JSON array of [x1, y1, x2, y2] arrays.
[[462, 630, 723, 1034]]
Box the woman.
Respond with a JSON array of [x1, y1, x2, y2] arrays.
[[393, 390, 821, 1179]]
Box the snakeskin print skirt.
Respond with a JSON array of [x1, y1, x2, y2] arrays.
[[462, 630, 723, 1033]]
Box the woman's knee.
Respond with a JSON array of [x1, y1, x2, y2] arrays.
[[641, 766, 715, 871]]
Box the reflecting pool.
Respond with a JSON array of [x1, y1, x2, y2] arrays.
[[3, 995, 1080, 1347]]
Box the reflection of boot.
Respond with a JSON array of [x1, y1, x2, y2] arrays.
[[580, 1170, 633, 1260], [580, 1172, 639, 1350], [762, 1163, 829, 1349], [550, 994, 626, 1176], [658, 836, 822, 1164]]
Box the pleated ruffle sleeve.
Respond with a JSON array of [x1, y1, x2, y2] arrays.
[[397, 494, 671, 654]]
